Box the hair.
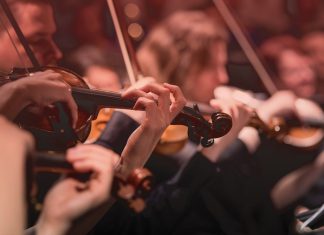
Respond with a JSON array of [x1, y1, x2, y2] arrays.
[[137, 10, 228, 87], [260, 35, 304, 77], [0, 0, 51, 35]]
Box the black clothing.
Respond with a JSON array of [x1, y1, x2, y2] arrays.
[[94, 111, 286, 235], [93, 151, 285, 235], [95, 111, 139, 155]]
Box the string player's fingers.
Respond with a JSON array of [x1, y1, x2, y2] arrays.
[[210, 99, 232, 117], [122, 88, 146, 99], [133, 96, 157, 114], [163, 83, 186, 116]]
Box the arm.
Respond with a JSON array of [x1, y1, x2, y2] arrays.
[[0, 116, 34, 235], [35, 82, 186, 235], [0, 70, 78, 127], [272, 151, 324, 210], [94, 111, 140, 155], [35, 144, 117, 235], [93, 151, 217, 235], [119, 83, 186, 175]]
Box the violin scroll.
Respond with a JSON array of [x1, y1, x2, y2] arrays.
[[180, 104, 232, 147]]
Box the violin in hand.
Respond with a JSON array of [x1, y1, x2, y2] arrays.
[[29, 149, 152, 213], [1, 66, 232, 151]]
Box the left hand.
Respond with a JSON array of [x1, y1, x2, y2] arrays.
[[36, 144, 118, 235], [201, 98, 253, 162], [119, 81, 186, 175]]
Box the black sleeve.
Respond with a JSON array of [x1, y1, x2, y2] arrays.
[[218, 138, 252, 161], [93, 152, 216, 235], [94, 111, 139, 155]]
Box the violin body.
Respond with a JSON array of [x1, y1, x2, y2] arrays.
[[13, 66, 97, 150], [86, 108, 114, 143]]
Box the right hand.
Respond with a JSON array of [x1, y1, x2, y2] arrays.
[[17, 70, 78, 128], [37, 144, 118, 235]]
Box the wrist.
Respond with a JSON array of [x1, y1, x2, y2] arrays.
[[0, 82, 31, 119], [12, 79, 33, 106], [120, 126, 161, 176], [238, 127, 260, 154], [36, 215, 71, 235]]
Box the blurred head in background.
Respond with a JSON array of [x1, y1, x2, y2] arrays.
[[137, 10, 229, 103], [302, 31, 324, 92], [0, 0, 62, 71], [261, 35, 318, 98]]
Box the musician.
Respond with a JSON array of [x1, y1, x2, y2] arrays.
[[91, 10, 324, 235], [0, 1, 192, 234], [0, 114, 118, 235], [0, 1, 319, 235], [91, 10, 282, 235], [0, 0, 78, 127]]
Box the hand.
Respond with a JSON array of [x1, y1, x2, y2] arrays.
[[315, 151, 324, 169], [210, 98, 253, 133], [36, 144, 118, 235], [257, 91, 298, 123], [214, 86, 263, 109], [119, 81, 186, 175], [202, 99, 253, 162], [115, 77, 156, 123], [126, 82, 186, 131], [7, 70, 78, 127]]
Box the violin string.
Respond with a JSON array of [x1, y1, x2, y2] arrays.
[[0, 11, 29, 75]]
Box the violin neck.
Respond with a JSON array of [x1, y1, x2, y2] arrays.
[[71, 87, 135, 110]]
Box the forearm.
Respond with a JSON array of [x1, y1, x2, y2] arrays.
[[0, 81, 30, 120], [0, 146, 26, 235], [237, 127, 260, 154], [35, 199, 116, 235], [120, 125, 162, 176], [271, 163, 323, 210]]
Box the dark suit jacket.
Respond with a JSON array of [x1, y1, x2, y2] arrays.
[[93, 112, 287, 235]]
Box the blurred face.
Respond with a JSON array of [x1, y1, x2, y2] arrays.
[[184, 41, 228, 103], [278, 50, 317, 98], [0, 2, 62, 71], [302, 33, 324, 81]]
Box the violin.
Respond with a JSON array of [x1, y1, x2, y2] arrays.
[[1, 66, 232, 151], [29, 151, 152, 213], [211, 0, 324, 149], [214, 86, 324, 149]]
